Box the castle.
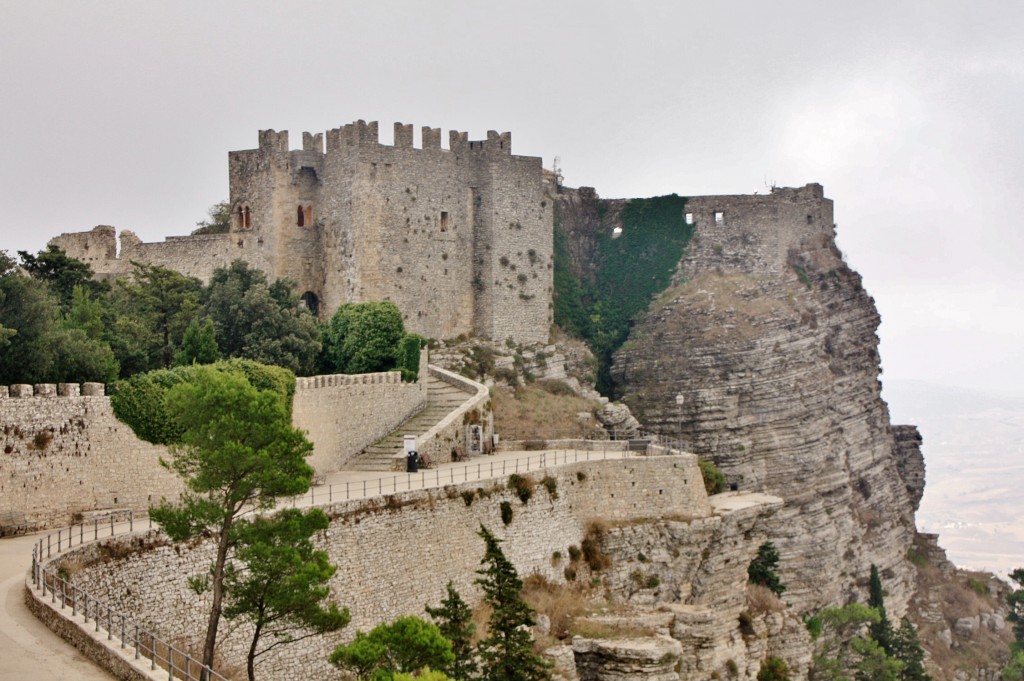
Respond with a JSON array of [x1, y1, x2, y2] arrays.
[[50, 120, 554, 344]]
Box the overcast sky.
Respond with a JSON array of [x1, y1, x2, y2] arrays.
[[1, 0, 1021, 405]]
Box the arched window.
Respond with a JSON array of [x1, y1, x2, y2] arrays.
[[297, 205, 305, 227], [243, 206, 251, 229], [305, 205, 312, 226], [236, 206, 244, 229], [299, 291, 320, 317]]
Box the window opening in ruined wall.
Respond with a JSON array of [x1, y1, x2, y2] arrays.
[[238, 205, 252, 230], [440, 211, 449, 232], [305, 205, 312, 226], [297, 206, 305, 227]]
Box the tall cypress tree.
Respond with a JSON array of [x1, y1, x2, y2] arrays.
[[426, 581, 479, 680], [892, 618, 930, 681], [868, 564, 895, 655], [475, 525, 551, 681]]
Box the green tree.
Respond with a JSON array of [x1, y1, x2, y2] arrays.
[[475, 525, 551, 681], [321, 300, 406, 375], [330, 616, 454, 681], [868, 564, 895, 655], [393, 669, 451, 681], [850, 637, 903, 681], [192, 201, 233, 235], [425, 581, 478, 680], [891, 618, 930, 681], [748, 542, 786, 596], [224, 508, 349, 681], [110, 262, 203, 371], [17, 245, 107, 311], [0, 271, 59, 383], [1008, 568, 1024, 645], [148, 366, 315, 675], [203, 261, 320, 375], [174, 317, 220, 366], [810, 603, 880, 681]]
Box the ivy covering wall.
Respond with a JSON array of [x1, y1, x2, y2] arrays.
[[554, 194, 693, 396]]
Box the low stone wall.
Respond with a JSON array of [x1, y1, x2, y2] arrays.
[[0, 385, 182, 535], [60, 455, 720, 680], [293, 370, 427, 474], [0, 368, 431, 533]]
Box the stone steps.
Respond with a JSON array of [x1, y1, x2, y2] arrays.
[[344, 373, 474, 471]]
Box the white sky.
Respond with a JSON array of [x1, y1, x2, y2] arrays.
[[1, 0, 1021, 400]]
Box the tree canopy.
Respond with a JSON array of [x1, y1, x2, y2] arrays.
[[330, 615, 454, 681], [149, 365, 315, 674]]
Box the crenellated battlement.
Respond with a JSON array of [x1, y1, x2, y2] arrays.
[[294, 371, 405, 390], [0, 383, 106, 399], [256, 120, 515, 156]]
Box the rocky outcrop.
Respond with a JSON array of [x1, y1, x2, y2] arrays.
[[893, 425, 925, 510], [610, 185, 920, 616]]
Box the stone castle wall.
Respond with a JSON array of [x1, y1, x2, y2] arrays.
[[51, 120, 554, 345], [0, 371, 436, 533], [57, 455, 724, 680]]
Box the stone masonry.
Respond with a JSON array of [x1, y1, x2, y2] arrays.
[[49, 120, 554, 344]]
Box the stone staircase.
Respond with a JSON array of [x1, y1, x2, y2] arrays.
[[343, 372, 474, 471]]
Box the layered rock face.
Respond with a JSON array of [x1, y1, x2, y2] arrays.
[[610, 184, 922, 615]]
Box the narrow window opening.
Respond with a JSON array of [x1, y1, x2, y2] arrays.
[[714, 211, 724, 224], [236, 206, 244, 229], [305, 205, 312, 226], [243, 206, 251, 229], [685, 212, 694, 225], [440, 211, 449, 232], [807, 214, 813, 224], [297, 206, 305, 227]]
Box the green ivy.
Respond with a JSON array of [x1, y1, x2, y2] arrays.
[[553, 194, 693, 396], [396, 333, 427, 382]]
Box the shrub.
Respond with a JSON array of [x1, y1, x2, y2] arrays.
[[500, 501, 513, 525], [396, 333, 427, 382], [508, 474, 535, 504], [541, 475, 558, 499], [567, 545, 582, 562], [738, 611, 755, 637], [582, 521, 611, 572], [563, 566, 577, 582], [576, 471, 587, 482], [758, 657, 790, 681], [698, 457, 726, 495], [523, 439, 547, 451], [537, 378, 575, 396], [461, 490, 476, 507], [748, 542, 785, 596]]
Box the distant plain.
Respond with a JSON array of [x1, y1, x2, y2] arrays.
[[885, 380, 1024, 579]]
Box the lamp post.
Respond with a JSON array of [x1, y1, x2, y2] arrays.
[[675, 393, 685, 450]]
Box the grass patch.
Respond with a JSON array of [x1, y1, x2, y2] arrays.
[[491, 384, 603, 440]]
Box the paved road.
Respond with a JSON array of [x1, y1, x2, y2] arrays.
[[0, 532, 114, 681], [0, 447, 637, 680]]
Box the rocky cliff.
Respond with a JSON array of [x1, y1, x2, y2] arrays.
[[560, 184, 923, 617]]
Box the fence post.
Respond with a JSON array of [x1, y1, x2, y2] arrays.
[[72, 586, 77, 616], [129, 510, 133, 532], [121, 614, 126, 649], [109, 514, 114, 536], [95, 601, 100, 632], [107, 605, 112, 639], [135, 623, 140, 659], [169, 645, 175, 680], [151, 633, 157, 670], [93, 519, 98, 541]]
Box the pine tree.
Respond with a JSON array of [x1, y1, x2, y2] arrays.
[[892, 618, 930, 681], [868, 564, 895, 655], [426, 581, 478, 680], [748, 542, 786, 596], [475, 525, 551, 681]]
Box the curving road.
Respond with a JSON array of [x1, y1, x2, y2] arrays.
[[0, 532, 113, 681]]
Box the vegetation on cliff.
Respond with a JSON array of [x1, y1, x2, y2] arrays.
[[553, 194, 692, 395]]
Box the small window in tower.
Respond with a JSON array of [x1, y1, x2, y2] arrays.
[[305, 205, 312, 226], [685, 212, 694, 225], [440, 211, 449, 232], [715, 211, 724, 224], [297, 206, 305, 227], [244, 206, 251, 229], [237, 206, 244, 229]]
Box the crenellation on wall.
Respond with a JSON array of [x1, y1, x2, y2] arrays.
[[50, 119, 552, 344]]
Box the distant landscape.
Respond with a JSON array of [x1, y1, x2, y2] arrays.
[[885, 379, 1024, 579]]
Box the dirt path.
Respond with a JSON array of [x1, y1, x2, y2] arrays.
[[0, 532, 114, 681]]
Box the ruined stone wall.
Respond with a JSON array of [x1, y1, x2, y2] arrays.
[[0, 371, 434, 532], [292, 371, 427, 474], [59, 456, 718, 680]]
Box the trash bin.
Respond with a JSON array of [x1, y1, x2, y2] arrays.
[[406, 451, 419, 473]]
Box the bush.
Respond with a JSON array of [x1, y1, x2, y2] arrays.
[[541, 475, 558, 499], [396, 333, 427, 382], [748, 542, 785, 596], [523, 439, 547, 451], [508, 474, 535, 504], [461, 490, 476, 507], [758, 656, 790, 681], [537, 379, 575, 396], [582, 521, 611, 572], [500, 501, 513, 525], [698, 457, 726, 495]]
